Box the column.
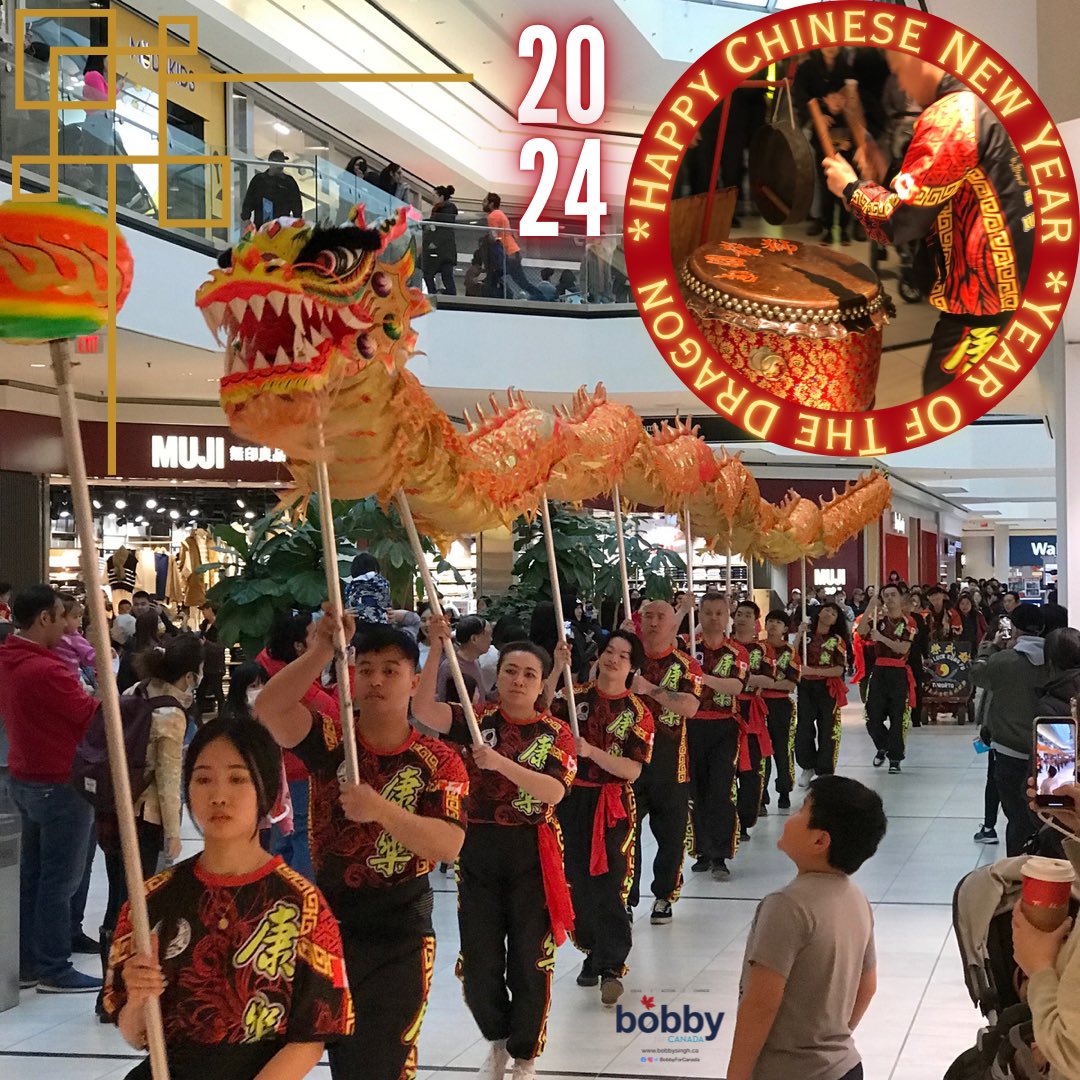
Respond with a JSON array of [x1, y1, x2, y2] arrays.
[[1057, 342, 1080, 615], [992, 525, 1012, 582]]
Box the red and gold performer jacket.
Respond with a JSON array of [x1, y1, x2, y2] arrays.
[[639, 646, 704, 785], [845, 74, 1034, 317], [762, 641, 801, 699], [736, 638, 773, 767]]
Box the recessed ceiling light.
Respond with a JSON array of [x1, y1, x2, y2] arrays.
[[188, 508, 199, 517], [244, 511, 255, 520], [30, 363, 46, 368], [145, 498, 157, 509], [236, 498, 245, 508], [114, 498, 127, 509], [273, 122, 291, 136], [169, 509, 180, 520], [156, 506, 166, 514], [92, 499, 102, 509]]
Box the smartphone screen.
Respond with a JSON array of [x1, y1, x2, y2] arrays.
[[1034, 718, 1077, 808]]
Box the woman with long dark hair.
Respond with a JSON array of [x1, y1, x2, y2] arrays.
[[957, 592, 987, 647], [794, 602, 850, 785]]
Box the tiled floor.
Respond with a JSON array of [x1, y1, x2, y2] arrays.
[[0, 703, 1000, 1079]]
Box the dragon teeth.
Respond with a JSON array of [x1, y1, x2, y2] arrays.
[[287, 295, 303, 324], [229, 298, 248, 324], [253, 350, 271, 369], [249, 295, 266, 319], [301, 296, 315, 317], [207, 301, 227, 327], [274, 346, 289, 365], [339, 309, 365, 329], [267, 292, 286, 316]]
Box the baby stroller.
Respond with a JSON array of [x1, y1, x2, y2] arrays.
[[946, 831, 1078, 1080]]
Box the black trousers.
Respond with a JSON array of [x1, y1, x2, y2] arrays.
[[983, 749, 1001, 830], [994, 752, 1038, 856], [687, 718, 740, 862], [924, 313, 1011, 396], [330, 922, 434, 1080], [630, 762, 690, 906], [557, 786, 634, 977], [762, 698, 796, 798], [101, 816, 163, 934], [796, 681, 842, 775], [736, 735, 765, 833], [457, 823, 555, 1062], [865, 666, 910, 763]]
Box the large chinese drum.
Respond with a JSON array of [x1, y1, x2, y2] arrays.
[[681, 237, 894, 412]]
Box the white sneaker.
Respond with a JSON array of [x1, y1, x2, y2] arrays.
[[798, 768, 815, 789], [511, 1060, 537, 1080], [477, 1040, 509, 1080]]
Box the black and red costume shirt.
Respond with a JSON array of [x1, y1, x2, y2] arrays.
[[551, 682, 654, 785], [845, 74, 1034, 317], [292, 712, 468, 908], [105, 856, 352, 1055], [867, 615, 918, 665], [639, 647, 703, 784], [764, 641, 801, 695], [445, 703, 577, 825], [804, 633, 848, 677], [695, 637, 750, 719], [736, 637, 768, 714]]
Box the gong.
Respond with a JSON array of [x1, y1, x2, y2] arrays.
[[748, 84, 816, 226]]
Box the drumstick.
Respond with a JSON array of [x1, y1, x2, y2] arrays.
[[807, 98, 836, 159], [843, 79, 868, 151], [760, 185, 791, 218]]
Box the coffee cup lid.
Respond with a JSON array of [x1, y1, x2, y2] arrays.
[[1023, 856, 1076, 884]]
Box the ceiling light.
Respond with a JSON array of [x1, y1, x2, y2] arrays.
[[236, 498, 245, 508], [135, 515, 146, 523], [169, 509, 180, 520], [156, 506, 166, 514], [244, 510, 255, 520], [30, 362, 46, 368], [145, 497, 157, 509], [188, 509, 199, 517], [273, 122, 291, 136], [114, 498, 127, 509], [92, 499, 102, 509]]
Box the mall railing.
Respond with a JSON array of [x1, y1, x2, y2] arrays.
[[414, 219, 632, 310]]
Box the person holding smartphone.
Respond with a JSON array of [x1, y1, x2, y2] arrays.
[[1013, 778, 1080, 1080]]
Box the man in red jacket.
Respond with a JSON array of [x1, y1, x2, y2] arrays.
[[0, 586, 101, 992]]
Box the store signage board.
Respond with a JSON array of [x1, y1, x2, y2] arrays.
[[150, 434, 286, 472], [1009, 534, 1057, 566], [814, 568, 847, 587]]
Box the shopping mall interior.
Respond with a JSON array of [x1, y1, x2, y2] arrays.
[[2, 0, 1080, 1078]]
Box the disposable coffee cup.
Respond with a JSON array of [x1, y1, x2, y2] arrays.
[[1021, 856, 1075, 931]]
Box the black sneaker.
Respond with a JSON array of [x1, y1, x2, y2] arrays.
[[807, 218, 824, 237], [873, 750, 887, 767], [19, 973, 37, 990], [625, 903, 634, 918], [690, 857, 712, 873], [711, 860, 731, 882], [71, 931, 100, 955], [577, 960, 599, 987], [974, 826, 999, 845], [778, 793, 791, 810], [758, 804, 769, 817], [650, 899, 673, 925], [739, 827, 751, 842], [889, 762, 902, 774], [600, 975, 624, 1007]]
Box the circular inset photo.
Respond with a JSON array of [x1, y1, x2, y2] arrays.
[[623, 1, 1079, 456]]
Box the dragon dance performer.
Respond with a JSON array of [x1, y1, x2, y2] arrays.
[[732, 601, 774, 843], [858, 585, 917, 774], [758, 610, 802, 813], [794, 603, 850, 786], [687, 593, 749, 883], [415, 618, 577, 1080], [626, 601, 703, 925], [256, 617, 468, 1080], [548, 631, 655, 1007], [104, 717, 353, 1080], [823, 53, 1035, 396]]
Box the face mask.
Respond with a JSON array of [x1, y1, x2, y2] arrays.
[[111, 656, 121, 675], [246, 687, 262, 707]]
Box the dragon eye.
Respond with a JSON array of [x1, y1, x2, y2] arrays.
[[313, 247, 366, 278]]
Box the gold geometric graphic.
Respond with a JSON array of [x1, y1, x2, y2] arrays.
[[12, 9, 472, 472]]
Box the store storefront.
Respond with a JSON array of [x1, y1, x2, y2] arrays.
[[1009, 533, 1058, 601]]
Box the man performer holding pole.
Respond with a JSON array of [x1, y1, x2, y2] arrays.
[[758, 610, 802, 813], [627, 601, 703, 925], [256, 617, 469, 1080], [858, 584, 917, 774], [731, 601, 774, 843], [687, 593, 749, 883]]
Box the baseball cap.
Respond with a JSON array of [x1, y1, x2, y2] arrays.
[[268, 149, 289, 163]]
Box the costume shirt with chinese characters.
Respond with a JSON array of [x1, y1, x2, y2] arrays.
[[445, 703, 577, 825], [765, 642, 801, 692], [805, 633, 847, 676], [639, 647, 704, 784], [550, 682, 655, 786], [291, 712, 468, 907], [105, 855, 352, 1059], [869, 615, 918, 664], [695, 638, 750, 719]]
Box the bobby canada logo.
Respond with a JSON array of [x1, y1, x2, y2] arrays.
[[617, 993, 724, 1042]]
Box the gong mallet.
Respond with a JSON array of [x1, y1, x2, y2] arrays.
[[807, 98, 837, 160], [51, 339, 170, 1080], [394, 490, 484, 746], [539, 496, 580, 738]]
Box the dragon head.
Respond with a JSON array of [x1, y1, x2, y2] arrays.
[[197, 204, 429, 457]]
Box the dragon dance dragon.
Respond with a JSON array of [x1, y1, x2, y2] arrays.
[[196, 207, 891, 557]]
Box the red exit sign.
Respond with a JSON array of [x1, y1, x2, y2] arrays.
[[77, 335, 103, 354]]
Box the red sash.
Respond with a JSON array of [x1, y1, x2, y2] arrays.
[[875, 656, 916, 706], [736, 694, 773, 771], [851, 633, 866, 683], [826, 677, 849, 709], [538, 821, 575, 945], [580, 782, 628, 876]]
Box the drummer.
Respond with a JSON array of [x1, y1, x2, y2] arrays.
[[823, 52, 1034, 395]]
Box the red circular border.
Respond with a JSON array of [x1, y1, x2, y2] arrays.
[[623, 0, 1079, 456]]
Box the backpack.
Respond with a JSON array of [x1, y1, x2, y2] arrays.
[[71, 682, 181, 812]]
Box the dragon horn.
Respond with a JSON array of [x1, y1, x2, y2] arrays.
[[475, 402, 486, 423], [462, 408, 473, 431], [489, 393, 501, 415]]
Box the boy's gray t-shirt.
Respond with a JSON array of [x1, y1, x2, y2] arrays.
[[740, 871, 875, 1080]]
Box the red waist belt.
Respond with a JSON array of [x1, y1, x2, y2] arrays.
[[852, 633, 866, 683], [874, 656, 916, 706], [538, 820, 575, 945], [573, 781, 629, 877], [761, 690, 793, 699], [736, 694, 773, 770]]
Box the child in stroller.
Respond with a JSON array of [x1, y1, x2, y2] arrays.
[[947, 827, 1078, 1080]]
